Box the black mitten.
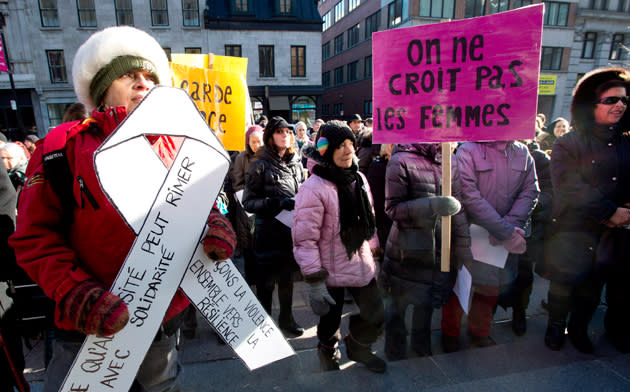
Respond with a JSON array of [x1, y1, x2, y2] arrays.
[[428, 196, 461, 217], [280, 198, 295, 211]]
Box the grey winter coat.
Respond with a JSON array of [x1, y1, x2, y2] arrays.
[[456, 141, 539, 287]]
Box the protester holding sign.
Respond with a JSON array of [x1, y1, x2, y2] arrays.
[[9, 26, 236, 391], [441, 140, 538, 352], [293, 121, 386, 373], [382, 143, 471, 361], [243, 116, 305, 337], [544, 67, 630, 354]]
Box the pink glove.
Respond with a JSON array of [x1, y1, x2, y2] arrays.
[[503, 227, 526, 254]]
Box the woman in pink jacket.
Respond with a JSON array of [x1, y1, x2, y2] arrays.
[[293, 121, 386, 373]]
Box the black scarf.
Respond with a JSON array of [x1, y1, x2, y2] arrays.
[[313, 162, 376, 258]]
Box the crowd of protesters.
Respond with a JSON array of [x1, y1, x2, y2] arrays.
[[1, 24, 629, 391]]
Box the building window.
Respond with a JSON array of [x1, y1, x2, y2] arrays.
[[364, 55, 372, 78], [323, 11, 332, 31], [231, 0, 253, 14], [323, 71, 331, 87], [540, 47, 563, 70], [39, 0, 59, 27], [322, 104, 330, 115], [115, 0, 134, 26], [420, 0, 455, 18], [185, 47, 202, 54], [348, 24, 360, 47], [291, 46, 306, 77], [334, 66, 344, 85], [333, 103, 344, 116], [610, 34, 629, 61], [322, 41, 331, 61], [543, 2, 569, 26], [259, 45, 275, 77], [77, 0, 96, 27], [46, 50, 67, 83], [589, 0, 608, 10], [617, 0, 629, 12], [347, 61, 358, 82], [276, 0, 294, 14], [388, 0, 407, 27], [512, 0, 533, 8], [489, 0, 508, 13], [182, 0, 199, 26], [334, 34, 344, 55], [349, 0, 361, 11], [47, 103, 68, 128], [151, 0, 168, 26], [225, 45, 242, 57], [163, 47, 172, 61], [364, 100, 372, 116], [581, 32, 597, 59], [334, 0, 345, 23], [365, 11, 380, 39], [465, 0, 485, 17]]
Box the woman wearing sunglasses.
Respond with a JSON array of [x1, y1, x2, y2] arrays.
[[543, 67, 630, 354]]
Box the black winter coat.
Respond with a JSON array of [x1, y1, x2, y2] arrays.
[[243, 146, 304, 263], [522, 142, 552, 273], [383, 144, 472, 284], [545, 124, 630, 284]]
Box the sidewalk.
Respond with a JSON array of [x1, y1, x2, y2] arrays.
[[23, 274, 630, 391]]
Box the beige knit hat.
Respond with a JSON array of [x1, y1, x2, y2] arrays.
[[72, 26, 171, 111]]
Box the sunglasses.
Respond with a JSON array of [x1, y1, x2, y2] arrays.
[[274, 128, 292, 135], [595, 96, 629, 105]]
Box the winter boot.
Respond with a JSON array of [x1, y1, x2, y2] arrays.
[[344, 335, 387, 373], [567, 318, 593, 354], [384, 330, 407, 361], [512, 307, 527, 337], [410, 331, 432, 357], [317, 342, 341, 371], [544, 321, 565, 351], [441, 334, 460, 353]]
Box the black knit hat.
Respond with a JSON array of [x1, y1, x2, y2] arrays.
[[315, 120, 356, 164], [571, 67, 630, 130], [262, 116, 291, 145]]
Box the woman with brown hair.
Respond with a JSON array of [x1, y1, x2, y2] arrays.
[[243, 116, 305, 336]]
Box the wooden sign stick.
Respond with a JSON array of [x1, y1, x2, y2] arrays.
[[441, 142, 452, 272]]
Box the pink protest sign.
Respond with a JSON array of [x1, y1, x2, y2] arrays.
[[372, 4, 543, 144], [0, 40, 8, 73]]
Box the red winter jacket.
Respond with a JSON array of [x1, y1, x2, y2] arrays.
[[9, 107, 189, 332]]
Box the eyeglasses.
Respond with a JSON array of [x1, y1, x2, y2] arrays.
[[595, 96, 629, 105]]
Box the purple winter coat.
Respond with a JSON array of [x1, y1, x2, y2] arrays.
[[292, 146, 379, 287], [383, 144, 472, 284], [456, 141, 539, 287]]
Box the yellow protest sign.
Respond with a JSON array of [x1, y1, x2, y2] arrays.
[[170, 54, 250, 151]]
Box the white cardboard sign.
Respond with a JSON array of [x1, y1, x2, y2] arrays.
[[58, 87, 292, 392], [181, 252, 295, 370]]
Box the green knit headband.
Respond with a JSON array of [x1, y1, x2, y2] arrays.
[[90, 55, 159, 108]]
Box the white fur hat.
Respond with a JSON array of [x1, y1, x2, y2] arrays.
[[72, 26, 171, 111]]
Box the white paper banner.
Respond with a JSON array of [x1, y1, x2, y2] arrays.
[[181, 251, 295, 370]]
